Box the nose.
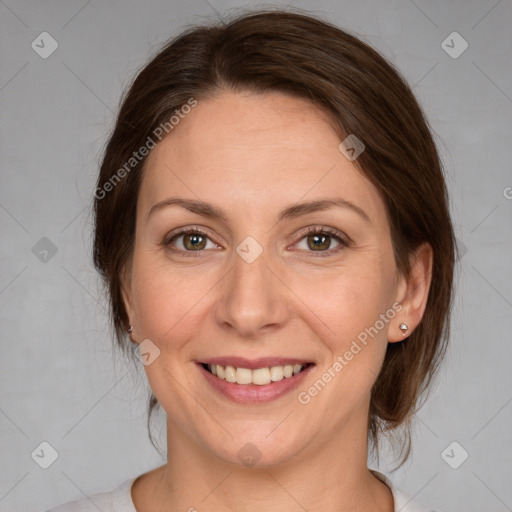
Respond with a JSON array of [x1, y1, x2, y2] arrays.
[[214, 242, 290, 339]]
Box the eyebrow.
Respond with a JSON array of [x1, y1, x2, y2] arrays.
[[147, 197, 371, 224]]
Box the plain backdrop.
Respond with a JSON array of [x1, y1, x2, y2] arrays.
[[1, 1, 511, 511]]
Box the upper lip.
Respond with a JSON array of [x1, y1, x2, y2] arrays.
[[199, 357, 314, 369]]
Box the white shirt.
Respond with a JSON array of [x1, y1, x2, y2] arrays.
[[45, 470, 441, 511]]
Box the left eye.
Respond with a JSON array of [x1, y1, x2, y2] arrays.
[[295, 228, 345, 253]]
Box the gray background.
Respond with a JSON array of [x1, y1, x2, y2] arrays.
[[1, 1, 511, 511]]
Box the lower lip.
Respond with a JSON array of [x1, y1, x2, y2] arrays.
[[198, 363, 314, 404]]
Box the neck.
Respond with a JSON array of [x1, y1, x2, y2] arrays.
[[136, 412, 394, 512]]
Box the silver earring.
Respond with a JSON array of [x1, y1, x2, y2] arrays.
[[127, 325, 133, 333], [399, 323, 408, 334]]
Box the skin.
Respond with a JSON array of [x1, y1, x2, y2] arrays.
[[121, 90, 433, 511]]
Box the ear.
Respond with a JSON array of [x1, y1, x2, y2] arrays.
[[388, 242, 433, 342], [120, 257, 134, 331]]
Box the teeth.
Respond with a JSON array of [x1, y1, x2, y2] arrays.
[[225, 365, 237, 383], [236, 367, 252, 385], [270, 366, 283, 381], [252, 368, 271, 385], [205, 363, 307, 385]]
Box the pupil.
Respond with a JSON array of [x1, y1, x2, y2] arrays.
[[309, 234, 329, 251], [185, 234, 205, 250]]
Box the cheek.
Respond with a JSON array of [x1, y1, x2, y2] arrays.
[[303, 265, 393, 345], [129, 253, 216, 343], [295, 259, 397, 401], [128, 255, 215, 415]]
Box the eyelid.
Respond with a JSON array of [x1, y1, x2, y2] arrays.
[[164, 225, 220, 244], [288, 225, 350, 257], [163, 225, 223, 256], [293, 225, 351, 245]]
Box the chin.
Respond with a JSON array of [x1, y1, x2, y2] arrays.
[[201, 423, 311, 469]]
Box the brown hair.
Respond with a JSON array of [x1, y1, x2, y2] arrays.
[[93, 8, 456, 466]]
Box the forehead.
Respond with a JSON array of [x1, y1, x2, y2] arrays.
[[139, 91, 387, 225]]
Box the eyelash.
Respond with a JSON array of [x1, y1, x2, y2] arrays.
[[163, 225, 350, 258], [298, 226, 350, 257]]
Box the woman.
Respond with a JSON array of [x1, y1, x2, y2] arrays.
[[48, 8, 455, 512]]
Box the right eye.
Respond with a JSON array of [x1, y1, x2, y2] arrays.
[[164, 227, 221, 254]]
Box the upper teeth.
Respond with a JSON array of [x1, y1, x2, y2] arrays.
[[208, 364, 305, 385]]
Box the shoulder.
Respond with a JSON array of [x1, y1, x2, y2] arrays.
[[45, 477, 137, 512], [371, 470, 444, 512]]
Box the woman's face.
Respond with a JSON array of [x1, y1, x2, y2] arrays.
[[122, 90, 408, 466]]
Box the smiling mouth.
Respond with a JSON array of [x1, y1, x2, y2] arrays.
[[201, 363, 312, 386]]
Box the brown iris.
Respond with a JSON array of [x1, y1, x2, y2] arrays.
[[307, 233, 331, 251], [183, 233, 207, 250]]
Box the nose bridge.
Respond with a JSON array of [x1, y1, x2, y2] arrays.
[[215, 235, 287, 336]]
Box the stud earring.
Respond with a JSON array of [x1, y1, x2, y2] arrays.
[[399, 323, 408, 334], [127, 325, 133, 333]]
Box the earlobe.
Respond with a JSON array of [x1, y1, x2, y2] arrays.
[[389, 242, 433, 343]]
